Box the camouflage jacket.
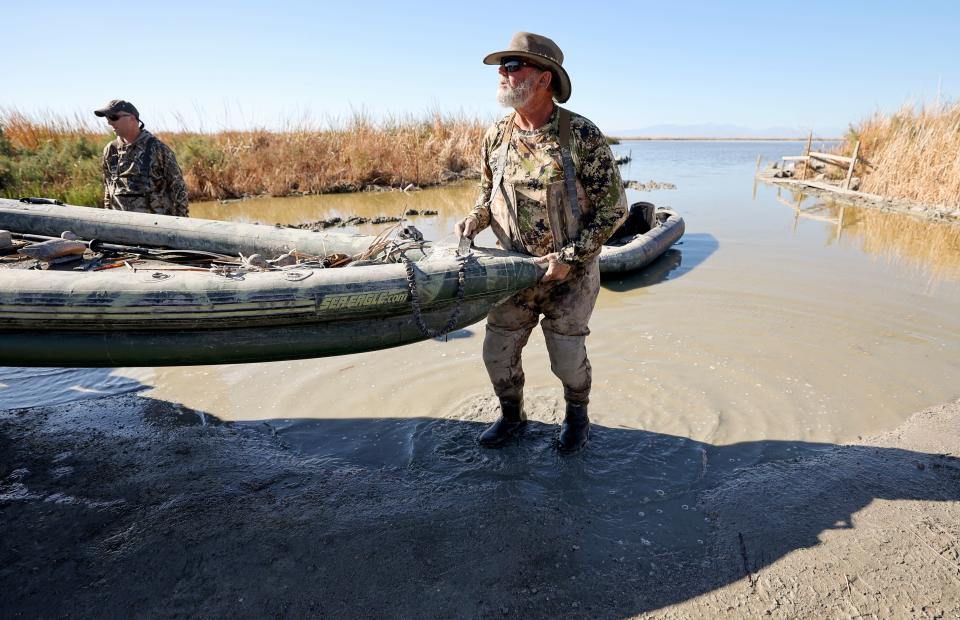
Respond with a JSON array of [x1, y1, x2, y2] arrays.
[[101, 130, 189, 217], [467, 107, 626, 265]]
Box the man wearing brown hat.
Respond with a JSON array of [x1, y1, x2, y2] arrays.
[[95, 100, 189, 217], [455, 32, 627, 453]]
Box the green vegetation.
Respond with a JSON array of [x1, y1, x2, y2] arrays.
[[0, 113, 105, 206], [0, 110, 486, 206]]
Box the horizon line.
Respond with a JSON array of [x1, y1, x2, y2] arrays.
[[609, 136, 842, 142]]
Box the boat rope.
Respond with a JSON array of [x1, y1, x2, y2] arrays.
[[403, 254, 471, 340]]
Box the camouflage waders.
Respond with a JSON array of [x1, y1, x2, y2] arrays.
[[466, 105, 625, 450], [483, 256, 600, 405]]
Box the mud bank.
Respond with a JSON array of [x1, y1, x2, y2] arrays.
[[2, 395, 958, 618]]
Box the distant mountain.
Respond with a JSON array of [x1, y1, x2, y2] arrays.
[[611, 123, 843, 139]]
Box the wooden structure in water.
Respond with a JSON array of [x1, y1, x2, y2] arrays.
[[755, 132, 960, 223], [779, 132, 866, 190]]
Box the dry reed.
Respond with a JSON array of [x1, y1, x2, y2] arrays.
[[835, 101, 960, 208], [0, 109, 487, 206]]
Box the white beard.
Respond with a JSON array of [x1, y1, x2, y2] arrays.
[[497, 74, 538, 108]]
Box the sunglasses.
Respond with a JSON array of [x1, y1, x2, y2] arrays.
[[500, 57, 542, 73], [106, 113, 132, 121]]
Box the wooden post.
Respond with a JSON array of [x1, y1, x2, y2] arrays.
[[755, 154, 761, 176], [799, 131, 813, 180], [843, 140, 861, 190]]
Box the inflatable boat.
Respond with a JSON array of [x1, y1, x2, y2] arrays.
[[0, 200, 543, 367], [600, 202, 685, 274]]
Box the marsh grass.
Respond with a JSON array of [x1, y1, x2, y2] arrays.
[[0, 110, 105, 206], [835, 101, 960, 208], [0, 109, 486, 206]]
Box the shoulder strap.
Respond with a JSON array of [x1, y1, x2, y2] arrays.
[[106, 142, 120, 180], [558, 107, 582, 223], [140, 135, 157, 196], [491, 113, 515, 195]]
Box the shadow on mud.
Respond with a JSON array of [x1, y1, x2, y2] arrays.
[[431, 327, 475, 341], [601, 232, 718, 292], [1, 394, 957, 617]]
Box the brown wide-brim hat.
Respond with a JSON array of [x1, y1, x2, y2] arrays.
[[483, 32, 571, 103]]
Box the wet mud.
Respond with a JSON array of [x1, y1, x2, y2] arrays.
[[2, 394, 958, 618], [289, 209, 439, 231]]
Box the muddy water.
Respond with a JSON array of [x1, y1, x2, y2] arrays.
[[4, 141, 959, 618], [2, 141, 959, 451]]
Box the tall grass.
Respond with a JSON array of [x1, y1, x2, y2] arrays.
[[836, 101, 960, 208], [0, 109, 486, 206], [0, 109, 105, 206]]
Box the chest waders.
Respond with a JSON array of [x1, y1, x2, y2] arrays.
[[479, 107, 599, 451], [489, 107, 585, 254]]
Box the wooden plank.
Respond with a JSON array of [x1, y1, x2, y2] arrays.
[[800, 131, 813, 180], [794, 179, 884, 200], [799, 180, 866, 195], [843, 141, 861, 190], [809, 154, 850, 168], [809, 151, 853, 164]]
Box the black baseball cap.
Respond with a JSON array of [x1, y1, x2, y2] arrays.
[[94, 99, 140, 118]]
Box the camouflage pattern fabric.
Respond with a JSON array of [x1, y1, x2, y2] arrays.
[[483, 257, 600, 405], [468, 107, 626, 265], [101, 130, 189, 217]]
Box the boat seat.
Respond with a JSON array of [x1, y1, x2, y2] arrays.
[[608, 201, 655, 242]]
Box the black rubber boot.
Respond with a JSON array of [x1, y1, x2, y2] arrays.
[[557, 402, 590, 453], [478, 399, 527, 447]]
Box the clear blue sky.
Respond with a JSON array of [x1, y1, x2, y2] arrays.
[[4, 0, 957, 135]]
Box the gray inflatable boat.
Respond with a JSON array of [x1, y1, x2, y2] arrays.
[[0, 200, 543, 367], [599, 202, 685, 274]]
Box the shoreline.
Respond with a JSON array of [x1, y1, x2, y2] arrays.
[[758, 175, 960, 223], [207, 172, 479, 203], [2, 393, 957, 617], [610, 136, 841, 142]]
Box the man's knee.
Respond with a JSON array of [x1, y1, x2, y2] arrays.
[[542, 328, 590, 387], [482, 324, 532, 368], [482, 324, 533, 401]]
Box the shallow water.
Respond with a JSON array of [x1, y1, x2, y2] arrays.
[[3, 141, 959, 618], [3, 140, 959, 453]]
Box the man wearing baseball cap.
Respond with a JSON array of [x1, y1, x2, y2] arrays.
[[95, 99, 189, 217], [455, 32, 627, 453]]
